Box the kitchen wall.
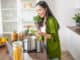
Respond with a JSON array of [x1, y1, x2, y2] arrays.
[[55, 0, 76, 26], [39, 0, 76, 51], [54, 0, 80, 51], [40, 0, 79, 26]]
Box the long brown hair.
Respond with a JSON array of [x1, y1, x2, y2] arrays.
[[35, 1, 59, 29], [36, 1, 53, 17]]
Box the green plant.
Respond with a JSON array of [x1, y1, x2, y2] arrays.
[[72, 12, 80, 22]]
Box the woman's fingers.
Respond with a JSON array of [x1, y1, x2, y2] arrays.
[[44, 34, 51, 39]]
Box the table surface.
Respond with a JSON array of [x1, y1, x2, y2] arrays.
[[0, 44, 47, 60]]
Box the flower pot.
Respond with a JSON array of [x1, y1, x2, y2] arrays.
[[76, 20, 80, 26]]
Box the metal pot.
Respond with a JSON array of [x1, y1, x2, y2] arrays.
[[23, 36, 36, 52]]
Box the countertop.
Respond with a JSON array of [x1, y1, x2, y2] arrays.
[[0, 43, 47, 60], [68, 26, 80, 35], [0, 33, 48, 60]]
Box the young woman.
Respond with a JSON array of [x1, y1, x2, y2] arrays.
[[34, 1, 61, 60]]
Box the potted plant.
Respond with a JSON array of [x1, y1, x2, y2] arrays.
[[72, 12, 80, 26]]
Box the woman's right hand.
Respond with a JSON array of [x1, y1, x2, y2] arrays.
[[35, 30, 41, 38]]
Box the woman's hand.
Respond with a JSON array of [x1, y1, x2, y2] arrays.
[[38, 32, 51, 39], [44, 34, 51, 39], [35, 31, 51, 39]]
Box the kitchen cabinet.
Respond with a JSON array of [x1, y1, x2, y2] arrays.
[[0, 0, 37, 34], [59, 26, 71, 51], [21, 0, 37, 32], [1, 0, 17, 34], [59, 26, 80, 60], [67, 27, 80, 60]]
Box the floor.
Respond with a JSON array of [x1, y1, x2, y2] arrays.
[[61, 51, 74, 60]]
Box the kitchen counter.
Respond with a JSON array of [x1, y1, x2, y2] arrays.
[[0, 43, 47, 60], [68, 26, 80, 35], [0, 32, 48, 60]]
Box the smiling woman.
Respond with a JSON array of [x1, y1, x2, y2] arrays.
[[33, 1, 61, 60]]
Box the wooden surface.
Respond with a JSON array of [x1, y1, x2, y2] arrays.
[[29, 46, 47, 60], [0, 34, 48, 60], [0, 44, 47, 60], [0, 46, 10, 60]]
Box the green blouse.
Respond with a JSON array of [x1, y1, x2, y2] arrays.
[[46, 16, 61, 60], [33, 16, 61, 60]]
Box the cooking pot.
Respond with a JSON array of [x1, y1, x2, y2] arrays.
[[23, 36, 36, 52]]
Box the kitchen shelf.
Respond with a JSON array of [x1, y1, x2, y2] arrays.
[[2, 20, 17, 23], [3, 22, 17, 33], [0, 0, 37, 34], [0, 8, 17, 10]]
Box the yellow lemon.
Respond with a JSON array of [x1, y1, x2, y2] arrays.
[[1, 37, 7, 43]]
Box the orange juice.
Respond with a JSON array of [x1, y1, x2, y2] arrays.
[[12, 41, 23, 60]]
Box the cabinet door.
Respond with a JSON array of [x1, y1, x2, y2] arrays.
[[1, 0, 17, 33], [22, 9, 37, 26], [3, 22, 17, 33], [59, 27, 71, 51], [19, 0, 37, 32], [71, 31, 80, 60]]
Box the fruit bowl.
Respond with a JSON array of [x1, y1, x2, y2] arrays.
[[0, 37, 7, 47]]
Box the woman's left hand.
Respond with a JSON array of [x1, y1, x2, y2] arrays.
[[44, 34, 51, 39]]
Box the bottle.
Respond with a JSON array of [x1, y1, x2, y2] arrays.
[[18, 32, 23, 41]]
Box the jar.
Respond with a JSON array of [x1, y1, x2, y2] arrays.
[[12, 41, 23, 60], [11, 32, 18, 42]]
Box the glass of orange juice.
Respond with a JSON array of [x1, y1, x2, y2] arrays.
[[12, 41, 23, 60]]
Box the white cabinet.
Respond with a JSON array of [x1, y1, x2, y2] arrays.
[[17, 0, 37, 32], [59, 27, 71, 51], [68, 29, 80, 60], [0, 0, 37, 34], [60, 26, 80, 60], [1, 0, 17, 34]]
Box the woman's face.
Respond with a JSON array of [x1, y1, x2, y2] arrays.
[[35, 5, 47, 18]]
